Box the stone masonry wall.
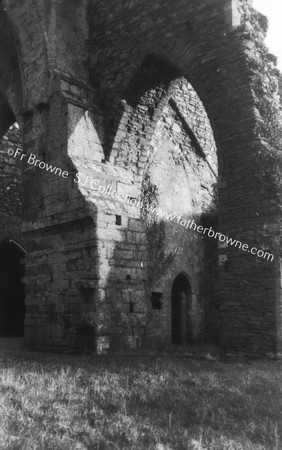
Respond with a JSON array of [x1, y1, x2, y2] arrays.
[[85, 0, 282, 355], [22, 79, 101, 352], [70, 69, 218, 350], [0, 123, 24, 246], [1, 0, 282, 356], [142, 100, 217, 347]]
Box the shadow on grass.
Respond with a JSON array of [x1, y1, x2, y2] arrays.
[[0, 352, 282, 449]]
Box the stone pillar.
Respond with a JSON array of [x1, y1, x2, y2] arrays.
[[22, 74, 99, 352], [214, 0, 282, 357]]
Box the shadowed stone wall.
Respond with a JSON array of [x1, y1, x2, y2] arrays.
[[0, 0, 281, 356], [0, 123, 24, 245]]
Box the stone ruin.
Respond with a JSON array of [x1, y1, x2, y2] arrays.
[[0, 0, 282, 357]]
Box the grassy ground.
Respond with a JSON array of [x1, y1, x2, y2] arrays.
[[0, 349, 281, 450]]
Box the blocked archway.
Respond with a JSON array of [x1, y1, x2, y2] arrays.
[[171, 274, 192, 345], [0, 240, 26, 337]]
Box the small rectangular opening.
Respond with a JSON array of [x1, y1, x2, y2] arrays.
[[151, 292, 164, 310], [115, 215, 122, 226]]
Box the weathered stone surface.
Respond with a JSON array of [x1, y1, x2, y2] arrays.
[[0, 124, 24, 245], [0, 0, 281, 357]]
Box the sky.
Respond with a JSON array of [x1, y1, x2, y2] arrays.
[[253, 0, 282, 70]]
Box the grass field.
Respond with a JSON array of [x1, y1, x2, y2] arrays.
[[0, 349, 281, 450]]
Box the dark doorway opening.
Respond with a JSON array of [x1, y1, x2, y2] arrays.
[[0, 240, 25, 337], [171, 273, 192, 345]]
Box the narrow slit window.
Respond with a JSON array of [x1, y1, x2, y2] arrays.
[[116, 215, 122, 226]]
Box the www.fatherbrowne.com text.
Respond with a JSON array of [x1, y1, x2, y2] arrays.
[[8, 148, 274, 262]]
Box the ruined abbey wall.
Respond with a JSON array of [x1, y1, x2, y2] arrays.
[[71, 74, 219, 351], [1, 0, 282, 356]]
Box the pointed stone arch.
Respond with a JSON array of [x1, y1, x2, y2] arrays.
[[88, 0, 282, 355]]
